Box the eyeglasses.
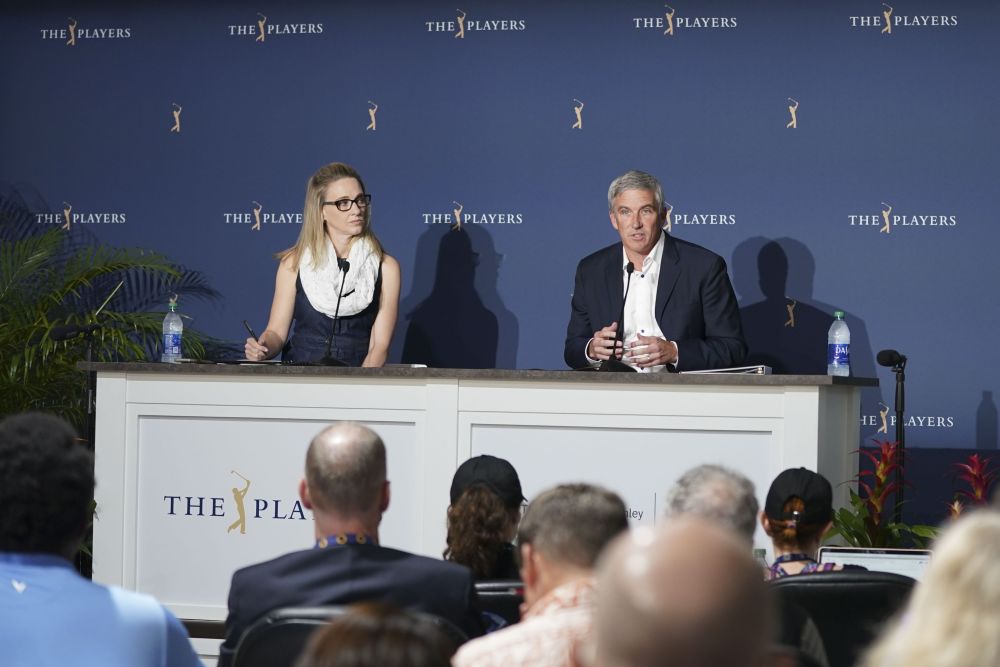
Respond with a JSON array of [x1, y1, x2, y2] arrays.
[[322, 194, 372, 212]]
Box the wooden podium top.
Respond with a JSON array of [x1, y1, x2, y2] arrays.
[[79, 361, 877, 388]]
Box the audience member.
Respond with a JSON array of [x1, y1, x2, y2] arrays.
[[664, 463, 759, 543], [861, 510, 1000, 667], [444, 455, 524, 580], [452, 483, 628, 667], [667, 464, 829, 665], [219, 422, 482, 666], [0, 412, 201, 667], [294, 602, 455, 667], [762, 468, 846, 579], [590, 518, 772, 667]]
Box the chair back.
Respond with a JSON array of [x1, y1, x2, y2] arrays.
[[231, 605, 468, 667], [475, 580, 524, 625], [769, 570, 916, 667]]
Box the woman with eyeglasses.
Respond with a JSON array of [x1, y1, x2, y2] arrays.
[[244, 163, 400, 366]]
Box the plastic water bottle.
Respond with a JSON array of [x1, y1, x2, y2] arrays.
[[161, 297, 183, 363], [827, 310, 850, 377]]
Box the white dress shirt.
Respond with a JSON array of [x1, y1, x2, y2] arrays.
[[622, 234, 667, 373], [586, 233, 674, 372]]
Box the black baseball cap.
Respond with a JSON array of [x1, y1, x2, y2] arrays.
[[449, 455, 524, 509], [764, 468, 833, 524]]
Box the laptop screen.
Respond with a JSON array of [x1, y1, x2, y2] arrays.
[[817, 547, 931, 581]]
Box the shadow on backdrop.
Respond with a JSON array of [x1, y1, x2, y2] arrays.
[[396, 226, 517, 369], [977, 390, 998, 450], [733, 237, 877, 388]]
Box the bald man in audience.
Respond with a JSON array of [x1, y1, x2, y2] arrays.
[[218, 422, 482, 666], [590, 518, 773, 667], [453, 483, 629, 667]]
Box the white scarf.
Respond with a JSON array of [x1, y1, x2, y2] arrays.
[[299, 236, 380, 318]]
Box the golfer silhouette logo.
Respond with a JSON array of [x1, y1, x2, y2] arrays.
[[878, 402, 890, 434], [252, 201, 263, 232], [455, 9, 467, 39], [571, 99, 584, 129], [784, 298, 797, 328], [227, 470, 251, 535], [170, 103, 182, 133], [452, 201, 464, 231], [366, 101, 378, 131], [67, 17, 78, 46], [664, 5, 676, 36], [882, 4, 893, 35], [786, 98, 799, 129], [664, 201, 673, 234], [880, 202, 892, 234], [256, 13, 267, 43], [62, 202, 73, 231]]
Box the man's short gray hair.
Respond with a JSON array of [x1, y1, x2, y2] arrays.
[[607, 170, 664, 212], [518, 483, 628, 569], [305, 422, 386, 515], [664, 464, 759, 543]]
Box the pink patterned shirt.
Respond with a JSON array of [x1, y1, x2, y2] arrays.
[[452, 578, 595, 667]]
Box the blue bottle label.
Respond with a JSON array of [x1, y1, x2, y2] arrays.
[[163, 332, 181, 356], [827, 343, 850, 366]]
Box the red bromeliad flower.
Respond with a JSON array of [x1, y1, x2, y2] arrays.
[[955, 454, 997, 505], [858, 440, 903, 523]]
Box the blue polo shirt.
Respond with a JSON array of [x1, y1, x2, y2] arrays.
[[0, 552, 201, 666]]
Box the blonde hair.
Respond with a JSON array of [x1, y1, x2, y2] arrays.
[[279, 162, 384, 270], [861, 510, 1000, 667]]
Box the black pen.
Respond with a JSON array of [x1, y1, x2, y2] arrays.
[[243, 320, 259, 342]]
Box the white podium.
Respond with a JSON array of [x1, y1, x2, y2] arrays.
[[84, 363, 872, 633]]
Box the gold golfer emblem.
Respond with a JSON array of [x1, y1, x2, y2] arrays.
[[784, 298, 797, 328], [664, 5, 676, 36], [455, 9, 467, 39], [61, 201, 73, 231], [170, 103, 182, 133], [256, 13, 267, 43], [67, 17, 78, 46], [878, 402, 890, 434], [664, 201, 673, 234], [452, 201, 464, 231], [366, 101, 378, 131], [572, 99, 584, 129], [227, 470, 251, 535], [252, 201, 263, 232], [880, 202, 892, 234], [786, 98, 799, 129], [882, 4, 893, 35]]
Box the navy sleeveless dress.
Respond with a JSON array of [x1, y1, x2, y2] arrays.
[[282, 266, 382, 366]]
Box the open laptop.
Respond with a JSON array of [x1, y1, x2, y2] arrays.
[[817, 546, 931, 581]]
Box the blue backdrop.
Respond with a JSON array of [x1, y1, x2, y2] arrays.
[[2, 1, 997, 463]]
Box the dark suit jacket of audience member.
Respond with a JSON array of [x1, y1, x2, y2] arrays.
[[564, 236, 747, 372], [218, 543, 484, 667]]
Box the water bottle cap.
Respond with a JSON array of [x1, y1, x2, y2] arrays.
[[834, 310, 844, 319]]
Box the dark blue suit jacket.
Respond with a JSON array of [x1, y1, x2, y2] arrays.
[[564, 235, 747, 372], [218, 543, 484, 666]]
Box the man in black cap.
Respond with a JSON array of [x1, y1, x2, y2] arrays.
[[444, 455, 525, 580]]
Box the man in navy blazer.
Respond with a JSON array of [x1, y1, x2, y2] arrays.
[[218, 422, 483, 666], [565, 170, 746, 372]]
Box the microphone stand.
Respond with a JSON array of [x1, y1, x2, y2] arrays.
[[600, 262, 636, 373], [891, 357, 906, 525], [320, 259, 350, 366]]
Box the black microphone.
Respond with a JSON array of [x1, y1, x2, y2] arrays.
[[321, 259, 351, 366], [599, 262, 637, 373], [877, 349, 906, 368], [51, 323, 101, 342]]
